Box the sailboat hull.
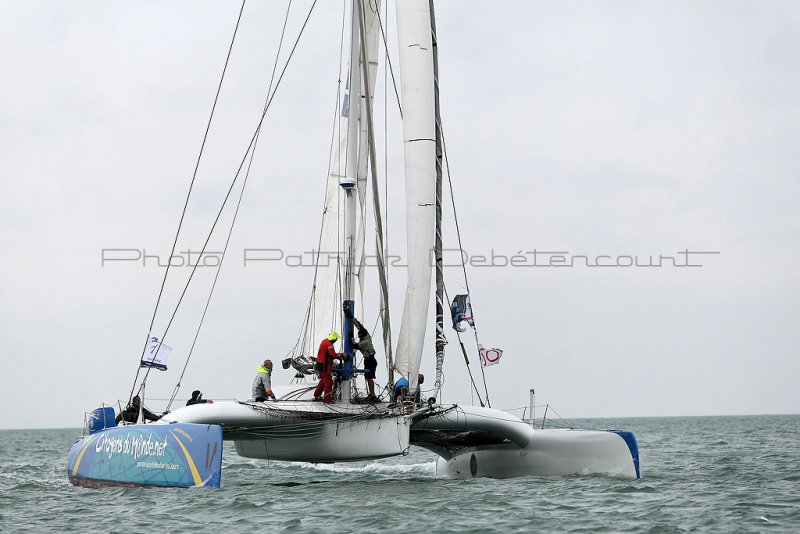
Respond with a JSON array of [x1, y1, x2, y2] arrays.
[[234, 415, 410, 462], [67, 423, 223, 488], [409, 405, 639, 479], [159, 400, 411, 462], [434, 428, 640, 480]]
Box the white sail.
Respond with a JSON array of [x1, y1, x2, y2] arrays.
[[393, 0, 437, 391], [301, 131, 353, 354], [302, 1, 382, 356], [356, 0, 383, 301]]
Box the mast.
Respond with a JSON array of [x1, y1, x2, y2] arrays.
[[340, 0, 364, 401], [356, 0, 394, 387], [430, 0, 446, 401]]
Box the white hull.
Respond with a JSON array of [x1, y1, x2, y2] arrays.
[[434, 429, 639, 479], [234, 414, 410, 462], [411, 405, 640, 479], [158, 398, 411, 462]]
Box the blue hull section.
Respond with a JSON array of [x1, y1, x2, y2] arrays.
[[67, 423, 223, 488], [611, 430, 640, 479]]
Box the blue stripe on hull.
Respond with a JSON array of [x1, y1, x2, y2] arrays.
[[611, 430, 640, 479]]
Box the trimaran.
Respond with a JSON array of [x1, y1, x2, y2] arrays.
[[68, 0, 640, 488]]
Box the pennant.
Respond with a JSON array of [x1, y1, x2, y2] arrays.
[[450, 294, 475, 332], [479, 345, 503, 368], [140, 335, 172, 371]]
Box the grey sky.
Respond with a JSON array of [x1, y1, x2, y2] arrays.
[[1, 1, 798, 429]]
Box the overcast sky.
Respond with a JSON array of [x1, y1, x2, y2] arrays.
[[1, 1, 798, 430]]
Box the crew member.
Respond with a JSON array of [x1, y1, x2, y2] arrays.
[[345, 307, 378, 401], [252, 360, 278, 402], [186, 390, 213, 406], [350, 324, 378, 401], [354, 327, 378, 401], [116, 395, 161, 424], [313, 332, 343, 403], [393, 374, 424, 403]]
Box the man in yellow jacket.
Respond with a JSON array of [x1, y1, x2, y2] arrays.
[[252, 359, 278, 402]]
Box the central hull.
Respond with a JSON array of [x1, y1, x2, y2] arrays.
[[159, 399, 411, 462], [234, 414, 410, 462]]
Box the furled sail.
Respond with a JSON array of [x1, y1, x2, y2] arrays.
[[301, 1, 382, 356], [393, 0, 436, 391]]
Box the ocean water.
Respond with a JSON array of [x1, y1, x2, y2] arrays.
[[1, 415, 798, 533]]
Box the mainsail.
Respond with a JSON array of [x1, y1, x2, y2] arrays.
[[301, 1, 383, 357], [393, 0, 437, 391]]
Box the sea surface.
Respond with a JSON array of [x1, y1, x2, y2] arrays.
[[1, 415, 798, 533]]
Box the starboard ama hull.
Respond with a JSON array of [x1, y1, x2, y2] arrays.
[[434, 428, 640, 480], [409, 405, 639, 480]]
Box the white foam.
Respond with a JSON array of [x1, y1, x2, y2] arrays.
[[276, 459, 437, 477]]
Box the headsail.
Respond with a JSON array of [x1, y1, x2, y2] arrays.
[[393, 0, 437, 392]]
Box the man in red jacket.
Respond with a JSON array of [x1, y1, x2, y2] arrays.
[[313, 332, 343, 403]]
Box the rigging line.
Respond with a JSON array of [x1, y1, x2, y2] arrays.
[[370, 314, 381, 336], [371, 0, 402, 118], [128, 0, 247, 404], [136, 0, 320, 391], [440, 121, 491, 408], [460, 338, 483, 406], [542, 404, 571, 427], [165, 1, 295, 411]]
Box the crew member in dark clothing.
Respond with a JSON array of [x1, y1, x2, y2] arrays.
[[345, 306, 378, 401], [357, 331, 378, 402], [186, 390, 213, 406], [116, 395, 161, 424]]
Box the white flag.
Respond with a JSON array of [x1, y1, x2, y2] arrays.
[[479, 345, 503, 368], [141, 335, 172, 371]]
